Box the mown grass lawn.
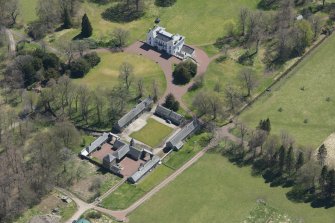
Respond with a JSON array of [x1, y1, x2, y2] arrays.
[[72, 51, 166, 96], [129, 153, 335, 223], [18, 0, 38, 23], [20, 0, 259, 45], [183, 50, 275, 108], [101, 165, 174, 210], [130, 118, 173, 148], [240, 34, 335, 148]]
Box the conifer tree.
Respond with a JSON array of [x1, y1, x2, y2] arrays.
[[295, 151, 304, 171], [286, 146, 295, 174], [81, 13, 93, 38], [63, 9, 72, 29], [317, 144, 327, 166], [278, 145, 286, 172]]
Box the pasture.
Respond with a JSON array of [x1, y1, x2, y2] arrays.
[[72, 51, 166, 96], [240, 34, 335, 148], [130, 118, 173, 148], [129, 154, 335, 223]]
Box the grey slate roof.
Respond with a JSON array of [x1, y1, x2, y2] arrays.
[[166, 120, 200, 150], [103, 154, 116, 163], [128, 156, 160, 183], [128, 146, 143, 160], [113, 140, 130, 160], [156, 32, 173, 42], [155, 105, 184, 125], [181, 45, 195, 55], [116, 97, 153, 130], [82, 132, 111, 155]]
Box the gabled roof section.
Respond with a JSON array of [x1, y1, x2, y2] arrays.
[[167, 119, 200, 148], [103, 153, 116, 163], [81, 132, 111, 156], [116, 97, 153, 129], [181, 45, 195, 55], [155, 105, 184, 125], [128, 156, 160, 183], [113, 140, 130, 160]]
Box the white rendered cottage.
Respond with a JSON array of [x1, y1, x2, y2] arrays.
[[146, 25, 195, 59]]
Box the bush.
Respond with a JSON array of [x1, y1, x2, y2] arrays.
[[188, 76, 204, 91], [86, 211, 102, 219], [155, 0, 176, 7], [83, 52, 101, 67], [69, 58, 90, 78], [238, 51, 254, 65], [215, 55, 228, 63], [172, 60, 197, 85], [27, 21, 48, 40]]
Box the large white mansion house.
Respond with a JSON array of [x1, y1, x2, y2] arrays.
[[146, 25, 195, 60]]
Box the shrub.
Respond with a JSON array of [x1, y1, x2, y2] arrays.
[[188, 76, 204, 91], [86, 211, 102, 219], [215, 55, 228, 63], [238, 51, 254, 65], [69, 58, 90, 78], [83, 52, 101, 67], [172, 60, 197, 85], [155, 0, 177, 7], [27, 21, 48, 40]]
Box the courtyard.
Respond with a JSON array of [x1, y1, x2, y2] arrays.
[[130, 118, 174, 148]]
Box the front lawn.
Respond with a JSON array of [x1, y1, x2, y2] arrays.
[[240, 34, 335, 148], [129, 154, 335, 223], [73, 51, 166, 97], [130, 118, 173, 148]]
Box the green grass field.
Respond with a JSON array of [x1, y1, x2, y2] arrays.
[[240, 34, 335, 148], [129, 154, 335, 223], [183, 49, 275, 107], [18, 0, 38, 23], [73, 51, 166, 96], [19, 0, 259, 45], [130, 118, 173, 148]]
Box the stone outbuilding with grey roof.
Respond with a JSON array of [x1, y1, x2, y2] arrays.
[[166, 119, 200, 150], [155, 105, 185, 126], [113, 97, 153, 132], [128, 155, 161, 183]]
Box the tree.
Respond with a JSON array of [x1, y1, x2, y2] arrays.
[[295, 151, 304, 171], [69, 58, 90, 78], [0, 0, 19, 27], [258, 118, 271, 132], [239, 8, 249, 36], [238, 68, 257, 97], [224, 85, 241, 113], [317, 144, 327, 167], [172, 60, 197, 85], [152, 80, 159, 102], [111, 28, 129, 49], [237, 122, 248, 147], [62, 8, 72, 29], [286, 146, 295, 174], [80, 13, 93, 38], [163, 93, 179, 112], [193, 91, 225, 120], [136, 78, 144, 98], [325, 169, 335, 199], [278, 145, 286, 172], [319, 165, 328, 196], [155, 0, 177, 7], [119, 62, 134, 90]]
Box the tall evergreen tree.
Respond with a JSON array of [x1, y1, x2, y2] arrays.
[[295, 151, 304, 171], [317, 144, 327, 166], [286, 146, 295, 174], [63, 9, 72, 29], [326, 169, 335, 199], [320, 165, 328, 197], [81, 13, 93, 38], [278, 145, 286, 172]]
